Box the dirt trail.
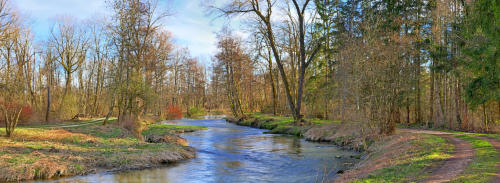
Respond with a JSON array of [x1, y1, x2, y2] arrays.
[[23, 118, 108, 129], [400, 129, 474, 183]]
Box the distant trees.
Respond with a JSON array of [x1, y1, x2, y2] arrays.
[[108, 0, 209, 132], [214, 28, 252, 118], [0, 0, 209, 137], [50, 18, 89, 117]]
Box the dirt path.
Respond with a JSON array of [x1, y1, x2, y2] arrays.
[[400, 129, 474, 183], [22, 118, 108, 129]]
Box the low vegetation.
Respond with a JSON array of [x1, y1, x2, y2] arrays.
[[450, 135, 499, 183], [226, 113, 377, 151], [0, 119, 205, 182], [338, 133, 452, 182], [229, 113, 500, 182], [143, 124, 207, 136], [226, 113, 338, 136]]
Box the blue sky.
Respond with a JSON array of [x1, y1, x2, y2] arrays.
[[12, 0, 240, 65]]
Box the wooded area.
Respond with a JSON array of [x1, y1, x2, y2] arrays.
[[0, 0, 498, 137], [211, 0, 499, 134]]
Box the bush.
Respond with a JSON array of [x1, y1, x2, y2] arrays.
[[0, 102, 33, 137], [260, 103, 275, 114], [119, 114, 145, 141], [0, 102, 33, 123], [165, 105, 183, 120], [187, 106, 204, 118], [57, 94, 79, 120], [20, 105, 33, 122]]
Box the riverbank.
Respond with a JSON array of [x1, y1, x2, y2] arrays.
[[225, 114, 500, 182], [225, 114, 377, 151], [0, 119, 206, 182]]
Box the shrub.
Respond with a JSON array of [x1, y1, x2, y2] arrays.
[[0, 102, 33, 137], [165, 105, 182, 120], [187, 106, 204, 118], [0, 102, 33, 122], [119, 114, 145, 141], [20, 105, 34, 122]]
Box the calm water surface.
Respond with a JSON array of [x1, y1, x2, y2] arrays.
[[40, 117, 358, 183]]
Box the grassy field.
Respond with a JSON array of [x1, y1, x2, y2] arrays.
[[0, 119, 205, 182]]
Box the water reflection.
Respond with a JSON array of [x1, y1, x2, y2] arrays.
[[37, 118, 358, 183]]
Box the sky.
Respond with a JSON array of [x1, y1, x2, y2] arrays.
[[12, 0, 240, 65]]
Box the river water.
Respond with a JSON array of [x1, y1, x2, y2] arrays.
[[41, 117, 358, 183]]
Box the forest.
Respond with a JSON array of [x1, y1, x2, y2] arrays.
[[1, 0, 498, 137], [0, 0, 498, 182], [211, 0, 499, 134]]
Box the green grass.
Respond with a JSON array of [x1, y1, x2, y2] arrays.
[[142, 124, 207, 137], [264, 125, 310, 136], [450, 135, 499, 183], [397, 126, 500, 182], [250, 113, 340, 125], [230, 113, 340, 136], [354, 134, 452, 183]]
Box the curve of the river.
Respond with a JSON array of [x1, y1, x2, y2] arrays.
[[38, 117, 358, 183]]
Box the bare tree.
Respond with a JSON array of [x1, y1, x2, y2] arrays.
[[50, 18, 89, 114], [213, 0, 323, 121]]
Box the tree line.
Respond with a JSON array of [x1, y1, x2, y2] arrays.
[[0, 0, 208, 137], [210, 0, 499, 134], [0, 0, 498, 137]]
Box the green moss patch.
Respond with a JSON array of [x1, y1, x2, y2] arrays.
[[354, 134, 452, 183], [142, 124, 207, 137], [450, 135, 499, 183]]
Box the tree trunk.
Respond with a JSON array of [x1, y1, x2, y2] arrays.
[[267, 50, 278, 115], [264, 21, 297, 120], [45, 83, 51, 123]]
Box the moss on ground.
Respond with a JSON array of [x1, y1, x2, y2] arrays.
[[351, 134, 452, 183], [0, 119, 199, 182], [226, 113, 375, 151], [450, 135, 499, 183], [142, 124, 207, 137], [226, 113, 339, 137]]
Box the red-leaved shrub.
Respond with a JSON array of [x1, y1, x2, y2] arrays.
[[0, 102, 33, 122], [165, 105, 182, 120], [20, 105, 34, 122]]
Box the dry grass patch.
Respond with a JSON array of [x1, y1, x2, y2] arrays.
[[0, 121, 196, 182], [305, 122, 379, 151]]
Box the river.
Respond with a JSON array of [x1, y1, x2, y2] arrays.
[[39, 117, 358, 183]]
